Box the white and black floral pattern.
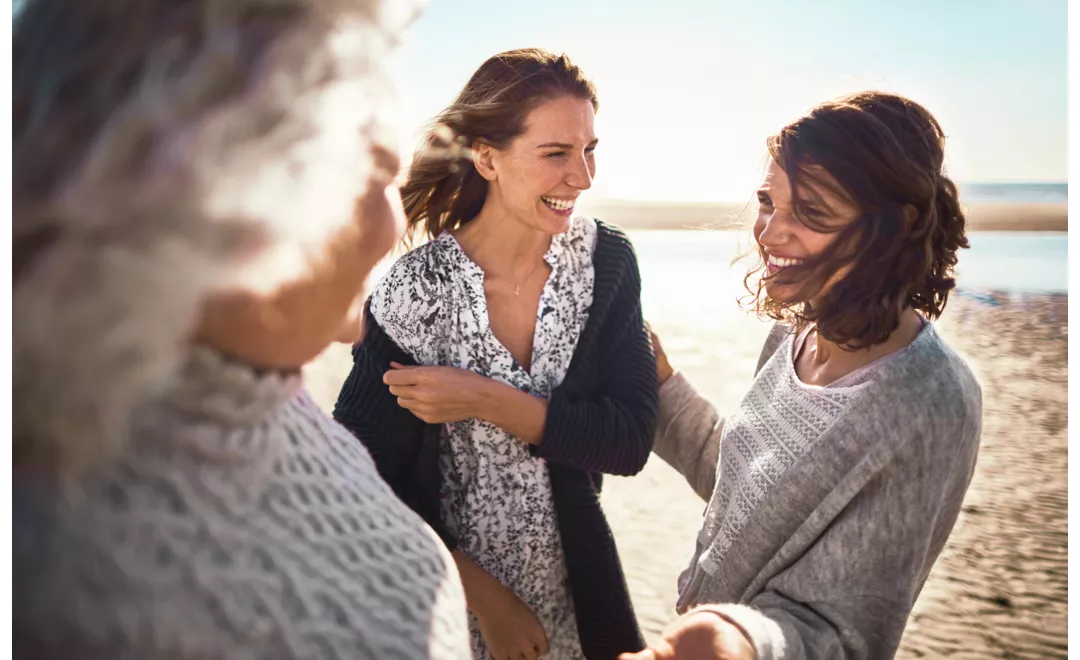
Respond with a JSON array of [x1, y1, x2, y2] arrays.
[[369, 216, 598, 660]]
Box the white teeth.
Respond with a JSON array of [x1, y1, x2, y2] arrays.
[[542, 196, 574, 211], [769, 256, 805, 268]]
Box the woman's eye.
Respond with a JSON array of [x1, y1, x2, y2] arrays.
[[545, 151, 566, 159], [757, 193, 772, 207]]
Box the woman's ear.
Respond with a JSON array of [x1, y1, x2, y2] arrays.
[[902, 203, 918, 229], [472, 140, 498, 182]]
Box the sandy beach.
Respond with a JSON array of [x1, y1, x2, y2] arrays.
[[304, 223, 1067, 659]]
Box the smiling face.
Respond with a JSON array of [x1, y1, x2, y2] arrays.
[[753, 158, 862, 304], [476, 95, 597, 235]]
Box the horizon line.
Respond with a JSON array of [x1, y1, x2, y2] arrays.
[[582, 180, 1069, 206]]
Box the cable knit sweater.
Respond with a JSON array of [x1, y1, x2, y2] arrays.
[[13, 348, 470, 660]]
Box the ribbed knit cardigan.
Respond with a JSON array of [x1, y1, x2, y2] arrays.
[[334, 221, 658, 659]]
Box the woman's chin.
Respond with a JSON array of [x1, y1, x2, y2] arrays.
[[764, 281, 801, 306], [334, 305, 365, 345], [534, 206, 573, 234]]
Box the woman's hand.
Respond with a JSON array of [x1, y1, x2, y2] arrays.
[[452, 550, 550, 660], [383, 363, 490, 424], [618, 609, 755, 660], [647, 322, 675, 386], [384, 363, 549, 444], [474, 582, 551, 660]]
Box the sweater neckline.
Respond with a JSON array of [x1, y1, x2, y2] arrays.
[[786, 319, 934, 392], [130, 347, 303, 464]]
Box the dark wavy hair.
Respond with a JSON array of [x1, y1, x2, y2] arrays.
[[401, 48, 598, 244], [742, 91, 970, 349]]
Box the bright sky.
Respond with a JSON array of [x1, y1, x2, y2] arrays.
[[389, 0, 1067, 202]]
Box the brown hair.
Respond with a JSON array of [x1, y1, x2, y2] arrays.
[[743, 91, 970, 349], [401, 48, 598, 243]]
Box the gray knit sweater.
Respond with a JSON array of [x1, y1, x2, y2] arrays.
[[14, 348, 470, 660], [654, 322, 981, 660]]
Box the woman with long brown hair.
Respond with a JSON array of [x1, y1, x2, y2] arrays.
[[334, 49, 657, 659], [622, 92, 982, 660]]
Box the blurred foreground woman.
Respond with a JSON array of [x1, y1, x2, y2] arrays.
[[13, 1, 469, 658]]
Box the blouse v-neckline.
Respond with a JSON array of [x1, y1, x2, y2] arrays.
[[438, 230, 566, 379]]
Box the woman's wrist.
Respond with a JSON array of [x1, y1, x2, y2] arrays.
[[472, 376, 547, 445], [452, 548, 515, 622], [657, 359, 675, 386], [471, 375, 503, 421], [451, 549, 493, 614]]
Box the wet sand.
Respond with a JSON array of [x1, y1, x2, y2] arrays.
[[306, 287, 1067, 660], [896, 295, 1068, 658]]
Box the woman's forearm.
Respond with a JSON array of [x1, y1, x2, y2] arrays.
[[654, 373, 724, 501], [451, 548, 501, 615], [473, 378, 548, 446]]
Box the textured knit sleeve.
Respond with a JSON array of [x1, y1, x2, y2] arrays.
[[654, 326, 789, 500], [537, 227, 658, 476], [333, 303, 457, 549], [652, 372, 724, 501], [696, 396, 981, 660]]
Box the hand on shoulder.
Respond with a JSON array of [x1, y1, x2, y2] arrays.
[[647, 322, 675, 386]]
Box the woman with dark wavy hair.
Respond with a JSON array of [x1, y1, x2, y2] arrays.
[[624, 92, 983, 660]]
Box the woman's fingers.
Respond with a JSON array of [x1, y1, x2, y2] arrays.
[[383, 369, 421, 386], [384, 365, 445, 386], [394, 395, 421, 408], [387, 384, 418, 397], [394, 397, 440, 422], [390, 385, 443, 408]]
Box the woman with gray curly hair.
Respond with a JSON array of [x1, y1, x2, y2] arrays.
[[13, 1, 469, 658]]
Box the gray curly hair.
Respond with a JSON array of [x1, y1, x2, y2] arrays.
[[13, 0, 421, 474]]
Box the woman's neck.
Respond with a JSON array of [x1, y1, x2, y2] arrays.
[[798, 307, 924, 385], [452, 198, 551, 278]]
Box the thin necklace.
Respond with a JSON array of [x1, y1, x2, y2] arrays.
[[495, 258, 546, 296]]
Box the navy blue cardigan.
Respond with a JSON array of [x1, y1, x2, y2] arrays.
[[333, 221, 658, 659]]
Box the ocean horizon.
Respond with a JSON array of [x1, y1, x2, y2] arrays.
[[588, 182, 1068, 207], [958, 182, 1068, 204]]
